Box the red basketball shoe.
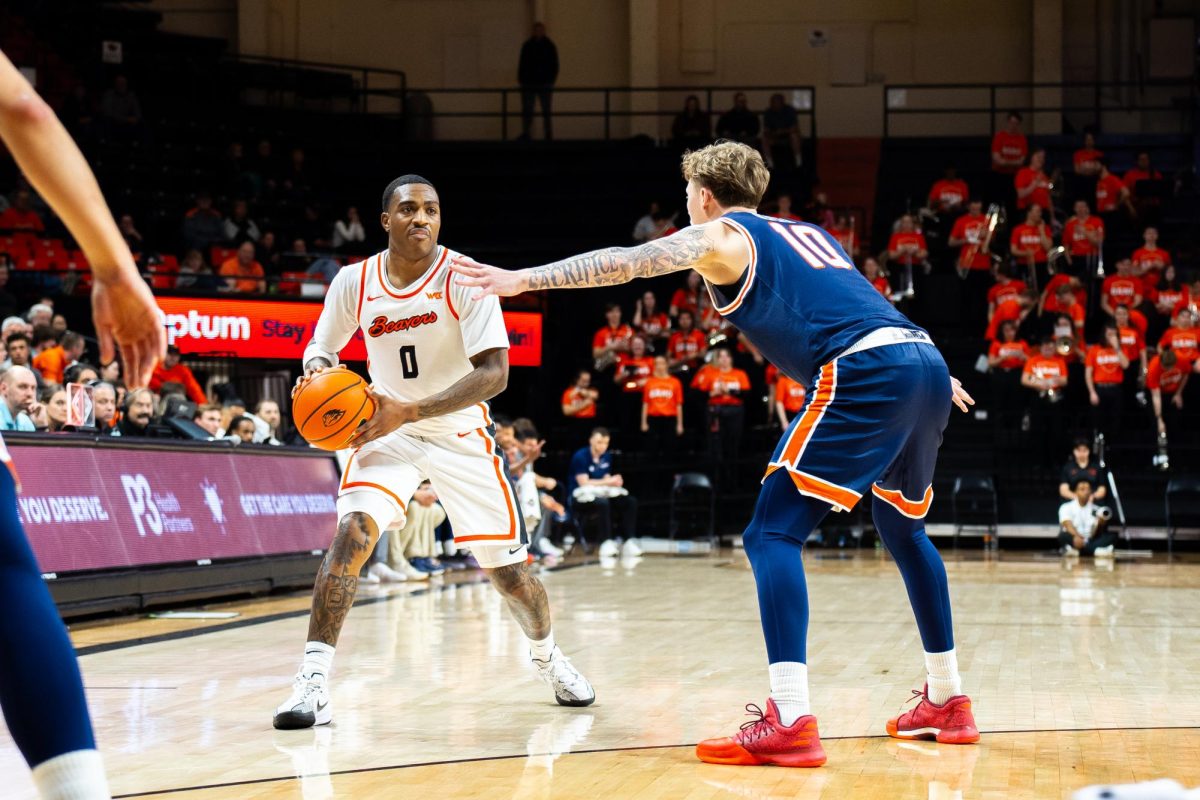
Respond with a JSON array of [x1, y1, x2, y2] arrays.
[[886, 685, 979, 744], [695, 699, 827, 767]]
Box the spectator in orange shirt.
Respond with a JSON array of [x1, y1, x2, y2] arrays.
[[561, 369, 599, 419], [989, 320, 1029, 431], [772, 194, 802, 222], [1100, 258, 1143, 319], [1112, 305, 1147, 377], [1123, 151, 1163, 194], [614, 335, 654, 436], [950, 200, 994, 273], [592, 303, 634, 367], [0, 189, 45, 233], [149, 345, 207, 404], [773, 372, 806, 430], [32, 330, 84, 385], [1061, 200, 1104, 262], [1009, 205, 1053, 284], [1130, 226, 1170, 289], [1158, 309, 1199, 363], [862, 257, 892, 303], [632, 290, 670, 347], [986, 288, 1038, 341], [1051, 284, 1086, 339], [641, 355, 684, 453], [1073, 132, 1103, 176], [1085, 325, 1130, 438], [1022, 337, 1070, 464], [1147, 347, 1190, 439], [990, 111, 1027, 174], [1148, 264, 1189, 341], [669, 271, 703, 320], [987, 264, 1027, 322], [886, 214, 928, 270], [219, 241, 266, 294], [692, 348, 751, 489], [1095, 161, 1134, 218], [927, 165, 968, 215], [826, 213, 858, 258], [1015, 149, 1054, 219], [666, 309, 707, 375]]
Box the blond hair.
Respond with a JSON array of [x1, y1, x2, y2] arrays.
[[681, 141, 770, 210]]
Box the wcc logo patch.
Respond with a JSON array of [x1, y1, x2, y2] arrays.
[[322, 409, 346, 427]]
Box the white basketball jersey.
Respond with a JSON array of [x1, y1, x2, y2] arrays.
[[304, 247, 510, 437]]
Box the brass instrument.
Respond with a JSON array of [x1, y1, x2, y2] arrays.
[[1047, 245, 1068, 276], [1055, 336, 1074, 357], [1095, 242, 1106, 278], [957, 204, 1002, 280]]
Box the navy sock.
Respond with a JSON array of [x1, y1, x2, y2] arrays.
[[871, 494, 954, 653], [742, 472, 832, 664], [0, 470, 96, 767]]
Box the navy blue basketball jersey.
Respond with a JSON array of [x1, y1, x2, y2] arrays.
[[706, 211, 921, 382]]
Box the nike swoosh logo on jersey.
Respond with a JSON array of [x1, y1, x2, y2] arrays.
[[457, 431, 474, 437], [366, 294, 384, 302]]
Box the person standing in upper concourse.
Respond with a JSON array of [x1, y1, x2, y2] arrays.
[[518, 22, 559, 141]]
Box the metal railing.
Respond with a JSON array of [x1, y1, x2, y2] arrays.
[[882, 80, 1197, 137], [217, 53, 408, 116]]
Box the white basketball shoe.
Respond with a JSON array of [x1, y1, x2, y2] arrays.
[[532, 646, 595, 707], [273, 672, 332, 730]]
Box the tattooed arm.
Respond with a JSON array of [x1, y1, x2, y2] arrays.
[[450, 222, 749, 298]]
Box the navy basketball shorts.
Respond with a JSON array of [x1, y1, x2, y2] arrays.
[[765, 340, 952, 518]]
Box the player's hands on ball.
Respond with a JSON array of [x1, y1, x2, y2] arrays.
[[449, 255, 524, 299], [949, 376, 975, 413], [348, 388, 419, 447], [292, 359, 331, 399]]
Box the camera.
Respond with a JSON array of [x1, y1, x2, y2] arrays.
[[1093, 506, 1113, 521]]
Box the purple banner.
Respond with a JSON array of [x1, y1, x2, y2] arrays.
[[10, 444, 340, 573]]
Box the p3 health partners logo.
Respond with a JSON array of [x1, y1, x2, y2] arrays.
[[120, 474, 196, 537]]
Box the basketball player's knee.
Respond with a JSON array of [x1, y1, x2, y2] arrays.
[[485, 562, 531, 599], [741, 520, 767, 561], [331, 512, 378, 573]]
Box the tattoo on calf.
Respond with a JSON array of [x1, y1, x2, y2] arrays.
[[487, 563, 552, 640], [307, 513, 374, 646]]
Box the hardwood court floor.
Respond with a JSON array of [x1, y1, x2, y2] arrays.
[[3, 551, 1199, 799]]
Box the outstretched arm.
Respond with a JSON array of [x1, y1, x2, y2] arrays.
[[451, 223, 745, 298]]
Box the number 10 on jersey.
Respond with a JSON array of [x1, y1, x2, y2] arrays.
[[768, 221, 853, 269]]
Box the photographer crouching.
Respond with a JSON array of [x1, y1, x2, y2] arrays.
[[1058, 479, 1116, 559]]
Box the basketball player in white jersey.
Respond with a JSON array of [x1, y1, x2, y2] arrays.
[[273, 175, 593, 728]]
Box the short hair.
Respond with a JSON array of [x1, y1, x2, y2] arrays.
[[25, 303, 52, 321], [1075, 479, 1093, 490], [61, 331, 84, 350], [194, 403, 222, 419], [63, 362, 98, 384], [1007, 110, 1023, 121], [492, 413, 513, 429], [255, 398, 279, 413], [1073, 437, 1090, 448], [604, 303, 621, 313], [31, 325, 56, 345], [381, 174, 435, 212], [6, 332, 29, 348], [228, 414, 256, 432], [574, 368, 591, 381], [590, 426, 611, 439], [1, 316, 25, 333], [681, 141, 770, 210]]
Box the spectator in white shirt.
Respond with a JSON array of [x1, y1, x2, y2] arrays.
[[332, 206, 366, 251], [1057, 480, 1116, 558]]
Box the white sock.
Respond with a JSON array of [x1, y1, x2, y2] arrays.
[[529, 630, 556, 661], [302, 641, 335, 680], [32, 749, 111, 800], [925, 648, 962, 705], [769, 661, 810, 726]]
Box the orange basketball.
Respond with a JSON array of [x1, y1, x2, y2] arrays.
[[292, 366, 376, 451]]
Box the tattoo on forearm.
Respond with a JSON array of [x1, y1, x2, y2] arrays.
[[307, 513, 373, 645], [416, 348, 507, 420], [524, 227, 713, 291], [487, 563, 552, 640]]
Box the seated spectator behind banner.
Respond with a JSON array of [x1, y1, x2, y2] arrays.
[[225, 415, 257, 444], [219, 241, 266, 294], [641, 355, 684, 452], [33, 331, 84, 386], [26, 304, 52, 331], [990, 111, 1028, 175], [1148, 348, 1189, 440], [1100, 259, 1143, 319], [1073, 132, 1103, 176], [1158, 308, 1199, 363], [386, 481, 445, 578], [0, 366, 41, 431], [150, 345, 206, 404], [91, 382, 117, 432], [1061, 200, 1104, 263], [42, 386, 67, 433], [561, 369, 599, 419], [928, 165, 969, 216], [670, 95, 711, 152], [1059, 438, 1108, 501], [761, 93, 802, 170], [1058, 480, 1115, 557], [1131, 226, 1170, 289], [773, 371, 806, 430], [50, 314, 67, 338], [175, 249, 220, 292], [253, 399, 283, 444], [715, 92, 760, 146], [192, 403, 223, 438], [0, 189, 45, 233], [1086, 325, 1129, 438], [180, 192, 224, 252], [3, 333, 43, 388], [112, 388, 155, 437], [99, 359, 121, 385], [63, 362, 98, 386], [569, 427, 638, 555], [222, 199, 261, 245]]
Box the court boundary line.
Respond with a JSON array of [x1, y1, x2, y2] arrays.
[[111, 725, 1200, 798], [76, 560, 597, 657]]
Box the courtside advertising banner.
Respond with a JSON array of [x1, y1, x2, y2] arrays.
[[155, 297, 543, 366], [12, 444, 341, 573]]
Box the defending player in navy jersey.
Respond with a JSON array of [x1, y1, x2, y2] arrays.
[[453, 141, 979, 768]]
